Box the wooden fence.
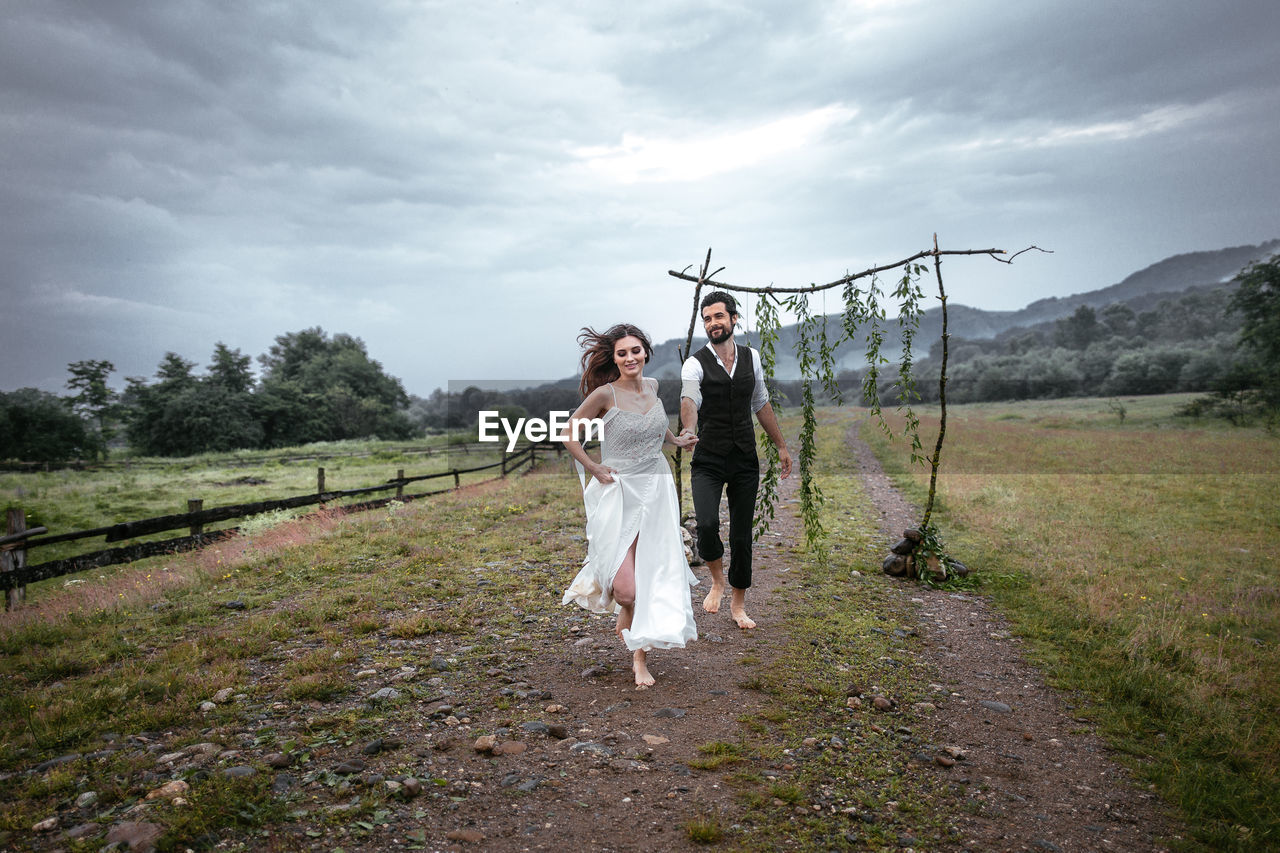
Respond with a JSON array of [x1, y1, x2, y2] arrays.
[[0, 438, 498, 473], [1, 441, 560, 609]]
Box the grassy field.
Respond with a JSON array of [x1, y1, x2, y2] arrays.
[[0, 420, 973, 850], [863, 393, 1280, 851], [0, 438, 513, 573], [3, 397, 1275, 849]]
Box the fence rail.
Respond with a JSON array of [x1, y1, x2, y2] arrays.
[[0, 438, 514, 473], [1, 441, 562, 603]]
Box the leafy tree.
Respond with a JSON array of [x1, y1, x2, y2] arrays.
[[257, 328, 414, 444], [66, 359, 117, 456], [1229, 257, 1280, 406], [124, 350, 264, 456], [1054, 305, 1102, 349], [208, 343, 254, 393], [0, 389, 97, 463], [155, 352, 198, 387], [1099, 303, 1136, 338]]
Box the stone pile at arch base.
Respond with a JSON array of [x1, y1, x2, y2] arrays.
[[881, 528, 970, 583]]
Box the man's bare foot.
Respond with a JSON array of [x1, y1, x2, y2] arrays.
[[702, 583, 725, 614], [633, 650, 655, 689], [730, 588, 755, 629]]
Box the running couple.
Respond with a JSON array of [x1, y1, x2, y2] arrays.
[[561, 291, 793, 689]]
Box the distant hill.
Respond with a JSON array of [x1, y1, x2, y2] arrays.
[[643, 239, 1280, 379]]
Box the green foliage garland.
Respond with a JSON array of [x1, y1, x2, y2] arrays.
[[671, 243, 1033, 551]]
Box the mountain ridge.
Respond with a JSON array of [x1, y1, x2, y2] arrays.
[[644, 239, 1279, 379]]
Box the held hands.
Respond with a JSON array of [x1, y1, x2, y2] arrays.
[[670, 429, 699, 450]]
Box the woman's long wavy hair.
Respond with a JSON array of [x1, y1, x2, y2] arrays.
[[577, 323, 653, 397]]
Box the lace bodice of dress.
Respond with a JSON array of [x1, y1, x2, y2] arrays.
[[600, 402, 668, 461]]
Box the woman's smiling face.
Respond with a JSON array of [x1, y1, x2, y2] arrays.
[[613, 335, 646, 378]]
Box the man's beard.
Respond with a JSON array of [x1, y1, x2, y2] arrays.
[[708, 325, 732, 344]]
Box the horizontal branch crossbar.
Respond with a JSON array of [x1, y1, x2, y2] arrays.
[[667, 247, 1008, 295]]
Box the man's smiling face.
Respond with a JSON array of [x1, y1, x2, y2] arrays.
[[701, 302, 736, 344]]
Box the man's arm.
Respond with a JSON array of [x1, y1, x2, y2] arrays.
[[679, 397, 698, 436], [754, 402, 792, 479], [678, 356, 702, 437]]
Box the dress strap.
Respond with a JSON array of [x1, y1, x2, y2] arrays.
[[607, 383, 618, 405]]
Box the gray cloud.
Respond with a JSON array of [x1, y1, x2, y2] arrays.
[[2, 0, 1277, 396]]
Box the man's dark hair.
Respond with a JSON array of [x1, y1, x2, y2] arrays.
[[700, 290, 738, 317]]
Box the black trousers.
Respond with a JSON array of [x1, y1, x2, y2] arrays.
[[690, 448, 760, 590]]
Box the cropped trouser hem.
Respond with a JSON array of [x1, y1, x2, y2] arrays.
[[690, 448, 759, 590]]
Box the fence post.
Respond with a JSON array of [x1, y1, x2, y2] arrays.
[[317, 467, 326, 504], [396, 469, 404, 500], [501, 454, 508, 477], [453, 470, 460, 489], [3, 509, 26, 610], [188, 499, 203, 536]]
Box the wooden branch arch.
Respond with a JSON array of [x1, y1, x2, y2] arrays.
[[669, 239, 1048, 558]]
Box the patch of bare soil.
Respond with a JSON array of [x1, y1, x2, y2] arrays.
[[846, 423, 1182, 852]]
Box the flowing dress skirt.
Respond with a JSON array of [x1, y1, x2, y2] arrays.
[[562, 454, 698, 651]]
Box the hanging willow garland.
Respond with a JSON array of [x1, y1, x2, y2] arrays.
[[670, 239, 1047, 563]]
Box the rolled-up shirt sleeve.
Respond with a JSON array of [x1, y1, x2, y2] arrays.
[[680, 357, 703, 409], [750, 348, 769, 413]]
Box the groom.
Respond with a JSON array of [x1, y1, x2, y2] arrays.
[[679, 291, 792, 629]]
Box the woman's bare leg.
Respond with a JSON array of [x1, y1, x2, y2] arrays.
[[613, 538, 638, 641]]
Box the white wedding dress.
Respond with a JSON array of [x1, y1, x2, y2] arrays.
[[562, 389, 698, 652]]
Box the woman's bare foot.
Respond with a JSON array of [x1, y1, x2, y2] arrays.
[[702, 582, 725, 614], [615, 604, 633, 641], [633, 650, 655, 689]]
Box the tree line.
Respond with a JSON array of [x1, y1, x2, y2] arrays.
[[1, 328, 417, 462], [849, 257, 1277, 424], [4, 260, 1275, 463]]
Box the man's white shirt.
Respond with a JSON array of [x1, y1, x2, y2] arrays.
[[679, 341, 769, 414]]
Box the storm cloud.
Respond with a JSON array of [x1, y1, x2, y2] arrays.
[[2, 0, 1277, 394]]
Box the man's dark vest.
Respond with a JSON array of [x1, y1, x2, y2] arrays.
[[693, 344, 756, 458]]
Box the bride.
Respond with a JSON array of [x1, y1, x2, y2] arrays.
[[561, 323, 699, 688]]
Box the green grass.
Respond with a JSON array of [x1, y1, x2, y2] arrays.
[[6, 400, 1269, 849], [0, 436, 509, 575], [692, 411, 962, 850], [685, 815, 725, 844], [0, 451, 581, 847], [863, 393, 1280, 851]]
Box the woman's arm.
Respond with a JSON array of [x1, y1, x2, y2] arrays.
[[561, 386, 616, 484]]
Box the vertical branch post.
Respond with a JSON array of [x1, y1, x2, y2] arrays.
[[922, 234, 949, 530], [675, 247, 714, 518]]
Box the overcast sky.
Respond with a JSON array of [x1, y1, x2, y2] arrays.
[[3, 0, 1277, 397]]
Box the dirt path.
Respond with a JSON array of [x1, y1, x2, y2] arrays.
[[14, 430, 1184, 852], [329, 426, 1180, 852], [846, 423, 1181, 852]]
